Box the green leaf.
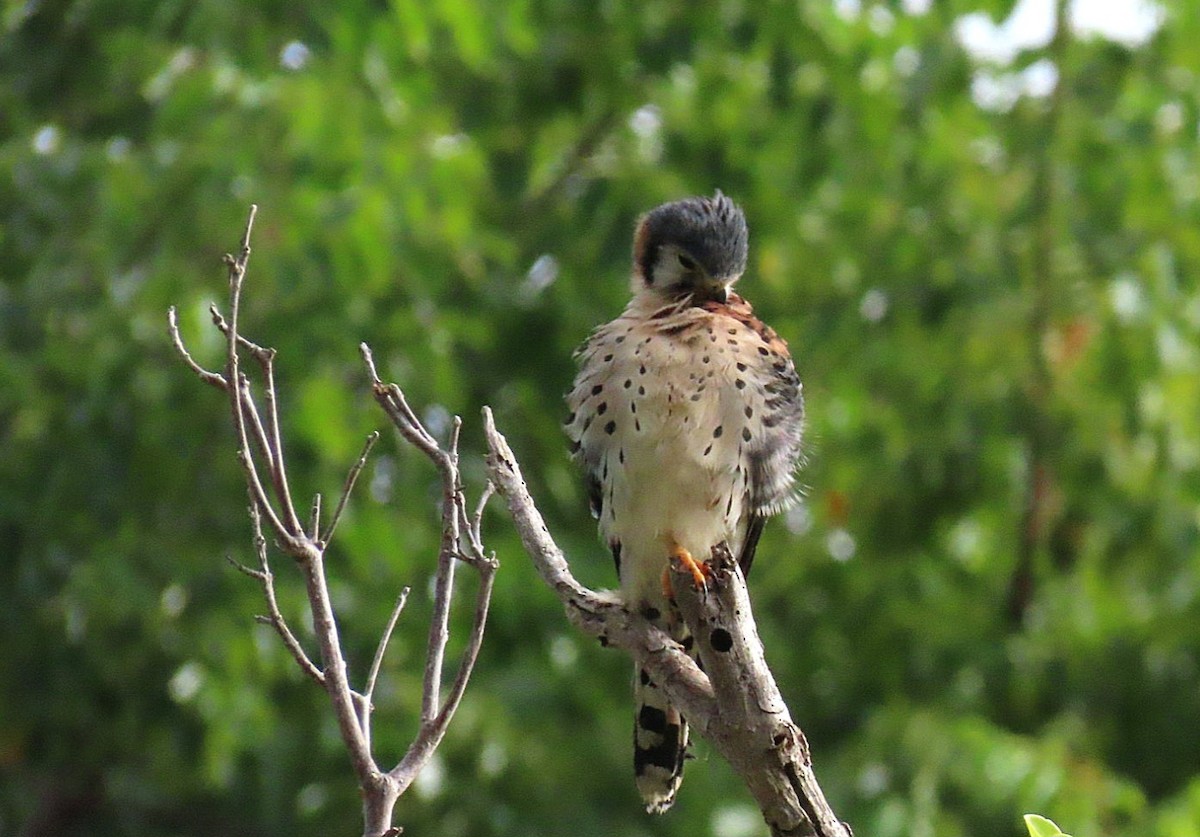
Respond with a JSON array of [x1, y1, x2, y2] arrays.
[[1024, 814, 1070, 837]]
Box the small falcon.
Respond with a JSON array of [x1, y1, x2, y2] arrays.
[[565, 192, 805, 813]]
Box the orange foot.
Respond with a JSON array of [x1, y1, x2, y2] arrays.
[[667, 544, 711, 594]]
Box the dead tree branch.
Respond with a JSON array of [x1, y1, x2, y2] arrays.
[[170, 204, 846, 836], [168, 206, 498, 837], [481, 408, 851, 837]]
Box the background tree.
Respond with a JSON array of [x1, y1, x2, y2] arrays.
[[4, 1, 1200, 836]]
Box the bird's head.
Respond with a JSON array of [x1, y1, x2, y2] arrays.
[[631, 191, 749, 305]]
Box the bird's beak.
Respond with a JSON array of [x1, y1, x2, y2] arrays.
[[700, 280, 728, 305]]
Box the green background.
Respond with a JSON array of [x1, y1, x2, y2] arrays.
[[4, 1, 1200, 835]]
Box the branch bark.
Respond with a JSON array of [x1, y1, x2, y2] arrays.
[[482, 407, 851, 837]]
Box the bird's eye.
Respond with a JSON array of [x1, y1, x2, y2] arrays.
[[677, 253, 698, 271]]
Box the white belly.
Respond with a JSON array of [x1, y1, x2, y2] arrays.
[[592, 326, 750, 609]]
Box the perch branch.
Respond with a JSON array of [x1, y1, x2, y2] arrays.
[[482, 407, 851, 837]]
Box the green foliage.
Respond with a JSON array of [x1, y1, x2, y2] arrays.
[[5, 0, 1200, 836]]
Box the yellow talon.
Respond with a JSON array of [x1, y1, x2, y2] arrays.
[[669, 544, 710, 590]]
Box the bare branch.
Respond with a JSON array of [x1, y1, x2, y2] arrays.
[[362, 351, 499, 802], [233, 502, 325, 686], [310, 493, 323, 541], [421, 420, 462, 725], [361, 343, 441, 459], [471, 482, 495, 548], [361, 587, 411, 745], [167, 306, 227, 390], [434, 554, 496, 725], [258, 347, 305, 534], [388, 555, 497, 791], [176, 209, 500, 837], [210, 305, 276, 362], [323, 431, 380, 547]]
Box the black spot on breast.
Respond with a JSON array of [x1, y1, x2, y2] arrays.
[[630, 402, 638, 413], [640, 668, 651, 686], [592, 384, 604, 395], [619, 448, 625, 464], [703, 443, 713, 456], [638, 385, 646, 395], [690, 393, 701, 401], [624, 379, 632, 388], [736, 362, 747, 372], [597, 402, 608, 415], [744, 406, 754, 418], [639, 365, 647, 375], [605, 420, 616, 434], [742, 427, 752, 441], [702, 355, 710, 364], [616, 335, 626, 343], [713, 425, 724, 438], [758, 346, 769, 356], [735, 379, 746, 390], [565, 411, 576, 424], [635, 419, 642, 432], [603, 353, 613, 362]]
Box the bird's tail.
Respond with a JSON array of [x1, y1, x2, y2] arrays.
[[633, 664, 689, 813]]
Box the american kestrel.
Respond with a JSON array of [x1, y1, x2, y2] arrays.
[[565, 192, 805, 813]]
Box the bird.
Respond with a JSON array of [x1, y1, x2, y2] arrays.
[[564, 192, 805, 813]]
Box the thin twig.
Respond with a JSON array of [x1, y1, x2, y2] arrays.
[[323, 431, 380, 547], [259, 347, 306, 535], [472, 482, 495, 548], [421, 480, 461, 723], [433, 556, 497, 726], [310, 493, 323, 541], [361, 588, 411, 743], [211, 305, 275, 360], [233, 502, 325, 686], [167, 306, 227, 390], [220, 206, 292, 542]]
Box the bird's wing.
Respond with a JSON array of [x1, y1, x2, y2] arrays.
[[704, 294, 806, 576]]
